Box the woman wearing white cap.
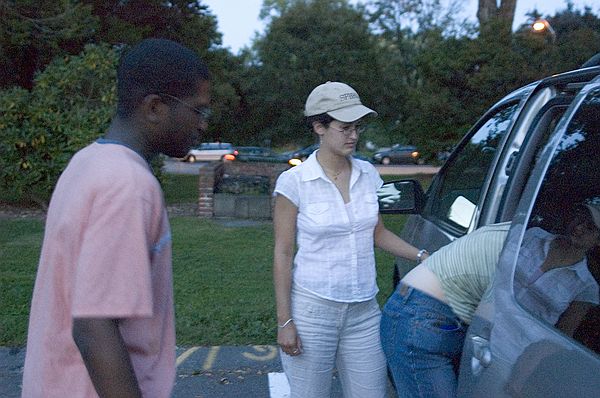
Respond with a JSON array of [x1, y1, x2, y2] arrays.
[[272, 81, 428, 397]]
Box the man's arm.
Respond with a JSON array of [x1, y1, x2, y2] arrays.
[[72, 318, 143, 398]]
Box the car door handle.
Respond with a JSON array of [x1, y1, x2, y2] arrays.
[[470, 335, 492, 375]]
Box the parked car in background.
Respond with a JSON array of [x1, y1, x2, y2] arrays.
[[378, 57, 600, 396], [286, 143, 372, 166], [234, 146, 289, 163], [183, 142, 236, 162], [372, 144, 420, 165], [290, 143, 319, 161]]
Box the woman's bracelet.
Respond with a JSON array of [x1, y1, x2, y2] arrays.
[[416, 249, 429, 263], [278, 318, 294, 329]]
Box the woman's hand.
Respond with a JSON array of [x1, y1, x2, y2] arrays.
[[278, 322, 303, 356]]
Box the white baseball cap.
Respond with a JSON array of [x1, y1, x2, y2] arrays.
[[304, 81, 377, 123]]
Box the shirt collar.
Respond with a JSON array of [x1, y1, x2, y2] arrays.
[[571, 258, 595, 281], [300, 149, 371, 183], [96, 138, 152, 169]]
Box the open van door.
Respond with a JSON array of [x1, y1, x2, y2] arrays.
[[458, 78, 600, 397]]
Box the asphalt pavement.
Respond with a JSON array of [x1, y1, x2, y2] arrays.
[[1, 345, 395, 397]]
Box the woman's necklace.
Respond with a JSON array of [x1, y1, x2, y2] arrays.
[[321, 162, 348, 181], [325, 168, 343, 180]]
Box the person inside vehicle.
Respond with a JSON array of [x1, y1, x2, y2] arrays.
[[514, 203, 600, 326]]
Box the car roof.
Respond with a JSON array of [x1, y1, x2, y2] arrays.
[[199, 142, 233, 148]]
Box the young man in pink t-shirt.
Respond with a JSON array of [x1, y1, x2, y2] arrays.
[[22, 38, 211, 398]]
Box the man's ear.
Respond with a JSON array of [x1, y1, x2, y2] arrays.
[[140, 94, 169, 123]]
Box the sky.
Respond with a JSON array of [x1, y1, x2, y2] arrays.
[[202, 0, 598, 54]]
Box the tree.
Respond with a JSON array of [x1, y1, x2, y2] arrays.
[[80, 0, 221, 59], [0, 1, 223, 89], [0, 0, 98, 89], [0, 44, 118, 205], [477, 0, 516, 35], [247, 0, 381, 147], [364, 0, 474, 148]]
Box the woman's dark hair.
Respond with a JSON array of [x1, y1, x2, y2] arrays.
[[306, 113, 334, 130], [116, 38, 210, 118]]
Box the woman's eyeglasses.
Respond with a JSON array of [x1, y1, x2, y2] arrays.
[[329, 124, 365, 136]]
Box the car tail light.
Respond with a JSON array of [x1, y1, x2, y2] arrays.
[[411, 151, 419, 158], [233, 150, 239, 156], [224, 154, 236, 161]]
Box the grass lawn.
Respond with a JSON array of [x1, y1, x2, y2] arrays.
[[0, 172, 430, 347]]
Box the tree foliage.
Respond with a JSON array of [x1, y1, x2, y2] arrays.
[[0, 0, 99, 89], [247, 0, 380, 146], [1, 0, 600, 203], [0, 1, 222, 89], [0, 44, 118, 205], [364, 0, 600, 158]]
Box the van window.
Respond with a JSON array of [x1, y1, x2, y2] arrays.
[[514, 87, 600, 355], [429, 102, 519, 233]]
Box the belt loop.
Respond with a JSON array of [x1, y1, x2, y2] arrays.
[[397, 282, 411, 298]]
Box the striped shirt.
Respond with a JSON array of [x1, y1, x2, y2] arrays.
[[426, 222, 511, 324]]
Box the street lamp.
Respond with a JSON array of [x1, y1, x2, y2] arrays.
[[532, 19, 556, 43]]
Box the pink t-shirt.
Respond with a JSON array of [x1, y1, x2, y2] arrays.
[[22, 142, 175, 398]]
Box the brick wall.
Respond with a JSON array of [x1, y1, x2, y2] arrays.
[[197, 162, 224, 218], [197, 161, 290, 218]]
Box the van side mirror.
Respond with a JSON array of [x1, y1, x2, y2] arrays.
[[377, 180, 426, 214]]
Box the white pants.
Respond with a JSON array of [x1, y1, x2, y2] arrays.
[[280, 285, 388, 398]]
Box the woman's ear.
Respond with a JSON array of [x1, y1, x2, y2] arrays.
[[312, 121, 326, 137]]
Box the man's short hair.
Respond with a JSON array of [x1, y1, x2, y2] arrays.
[[116, 38, 210, 118]]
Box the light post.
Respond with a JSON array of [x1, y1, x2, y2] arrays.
[[531, 18, 556, 43]]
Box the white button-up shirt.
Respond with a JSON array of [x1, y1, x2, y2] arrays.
[[274, 151, 383, 302]]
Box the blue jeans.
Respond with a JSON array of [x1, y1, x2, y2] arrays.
[[281, 285, 388, 398], [380, 283, 467, 398]]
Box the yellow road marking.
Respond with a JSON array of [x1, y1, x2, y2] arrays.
[[203, 346, 221, 370], [242, 345, 278, 361], [176, 346, 199, 367]]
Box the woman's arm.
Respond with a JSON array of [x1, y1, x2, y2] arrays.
[[373, 214, 428, 262], [273, 194, 303, 356]]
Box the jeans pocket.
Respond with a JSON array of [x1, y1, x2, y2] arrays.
[[429, 318, 462, 331], [412, 314, 465, 356]]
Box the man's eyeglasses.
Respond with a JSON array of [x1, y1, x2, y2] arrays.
[[329, 123, 365, 136], [159, 93, 211, 120]]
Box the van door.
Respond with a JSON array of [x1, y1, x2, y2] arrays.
[[395, 99, 522, 280], [458, 79, 600, 397]]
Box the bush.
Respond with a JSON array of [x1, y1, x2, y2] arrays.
[[0, 44, 118, 205]]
